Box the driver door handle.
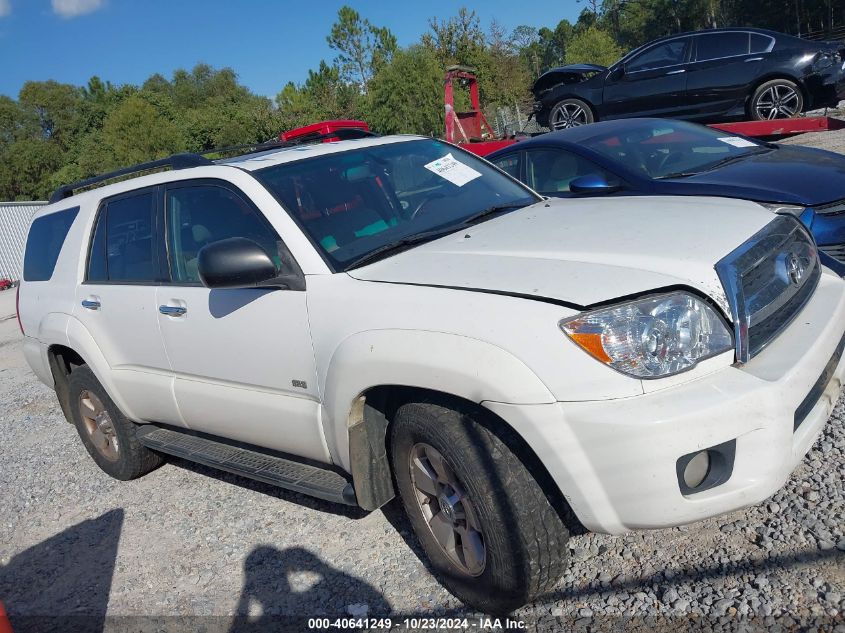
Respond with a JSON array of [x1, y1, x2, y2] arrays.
[[665, 69, 686, 75], [81, 299, 101, 310], [159, 305, 187, 317], [745, 57, 763, 62]]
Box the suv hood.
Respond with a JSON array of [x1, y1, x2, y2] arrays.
[[348, 197, 776, 312]]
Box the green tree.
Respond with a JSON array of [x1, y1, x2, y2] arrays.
[[366, 46, 443, 136], [564, 25, 624, 66], [327, 6, 397, 88]]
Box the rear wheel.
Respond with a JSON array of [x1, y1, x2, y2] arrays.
[[390, 397, 570, 613], [750, 79, 803, 120], [548, 98, 594, 129], [68, 365, 163, 480]]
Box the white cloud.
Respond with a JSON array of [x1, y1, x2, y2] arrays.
[[0, 0, 11, 18], [51, 0, 104, 18]]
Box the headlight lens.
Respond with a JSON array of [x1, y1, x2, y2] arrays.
[[560, 292, 733, 378]]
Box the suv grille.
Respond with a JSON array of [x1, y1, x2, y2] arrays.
[[716, 216, 820, 363], [820, 243, 845, 264], [814, 199, 845, 216]]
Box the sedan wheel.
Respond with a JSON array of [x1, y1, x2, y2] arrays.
[[549, 98, 594, 129], [751, 80, 803, 120]]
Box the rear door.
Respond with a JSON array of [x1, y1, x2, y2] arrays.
[[74, 187, 181, 426], [685, 31, 772, 117], [603, 36, 692, 118], [155, 179, 328, 462]]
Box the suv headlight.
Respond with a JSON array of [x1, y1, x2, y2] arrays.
[[560, 292, 733, 378]]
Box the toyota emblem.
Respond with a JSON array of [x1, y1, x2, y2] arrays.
[[787, 253, 805, 286]]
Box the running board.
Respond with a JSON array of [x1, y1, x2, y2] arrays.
[[136, 426, 357, 506]]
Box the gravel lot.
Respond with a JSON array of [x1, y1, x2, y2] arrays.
[[1, 132, 845, 631]]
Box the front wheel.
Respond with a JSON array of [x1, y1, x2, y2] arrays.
[[390, 398, 570, 613], [750, 79, 803, 120], [548, 98, 594, 129]]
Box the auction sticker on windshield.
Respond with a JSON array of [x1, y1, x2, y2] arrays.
[[717, 136, 758, 148], [424, 153, 482, 186]]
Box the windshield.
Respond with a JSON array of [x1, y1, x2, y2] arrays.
[[255, 138, 538, 270], [580, 120, 769, 179]]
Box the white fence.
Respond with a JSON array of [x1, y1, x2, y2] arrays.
[[0, 202, 44, 282]]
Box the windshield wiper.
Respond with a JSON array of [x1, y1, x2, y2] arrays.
[[344, 201, 531, 270], [344, 227, 461, 270], [459, 202, 529, 227], [656, 147, 775, 180]]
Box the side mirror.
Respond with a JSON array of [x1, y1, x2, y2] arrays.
[[569, 173, 622, 195], [198, 237, 303, 290]]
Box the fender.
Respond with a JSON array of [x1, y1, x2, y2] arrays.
[[64, 315, 139, 420], [322, 329, 556, 474]]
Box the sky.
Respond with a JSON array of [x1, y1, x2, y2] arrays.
[[0, 0, 583, 101]]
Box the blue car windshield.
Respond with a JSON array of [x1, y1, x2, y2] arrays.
[[255, 138, 538, 270], [580, 120, 771, 179]]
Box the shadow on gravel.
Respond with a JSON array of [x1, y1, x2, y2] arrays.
[[228, 545, 391, 632], [0, 508, 123, 633], [540, 545, 845, 603], [166, 457, 369, 519]]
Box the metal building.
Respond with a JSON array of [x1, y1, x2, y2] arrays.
[[0, 201, 44, 282]]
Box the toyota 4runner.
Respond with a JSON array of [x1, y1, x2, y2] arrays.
[[17, 132, 845, 613]]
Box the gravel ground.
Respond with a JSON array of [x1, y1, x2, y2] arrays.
[[2, 126, 845, 631]]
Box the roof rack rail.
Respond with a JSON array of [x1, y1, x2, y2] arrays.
[[49, 127, 379, 204], [49, 153, 212, 203]]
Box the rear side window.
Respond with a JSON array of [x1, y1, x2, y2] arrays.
[[87, 190, 156, 283], [696, 32, 750, 61], [23, 207, 79, 281]]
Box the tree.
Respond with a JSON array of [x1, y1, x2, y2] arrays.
[[327, 6, 397, 88], [366, 46, 443, 136], [564, 25, 624, 66], [423, 7, 487, 68]]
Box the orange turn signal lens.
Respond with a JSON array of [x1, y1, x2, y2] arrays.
[[567, 332, 612, 364]]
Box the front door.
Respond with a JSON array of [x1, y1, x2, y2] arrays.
[[155, 179, 328, 463], [603, 37, 692, 119], [74, 186, 181, 426]]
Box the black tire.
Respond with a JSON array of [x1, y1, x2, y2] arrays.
[[548, 97, 595, 130], [749, 79, 804, 121], [68, 365, 163, 480], [390, 397, 570, 614]]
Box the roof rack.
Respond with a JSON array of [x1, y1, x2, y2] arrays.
[[48, 126, 379, 204]]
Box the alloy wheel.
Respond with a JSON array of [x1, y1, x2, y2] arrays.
[[408, 442, 486, 577], [79, 390, 120, 462], [550, 103, 590, 129], [755, 84, 800, 120]]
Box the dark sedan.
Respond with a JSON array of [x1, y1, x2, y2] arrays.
[[488, 118, 845, 272], [533, 28, 845, 130]]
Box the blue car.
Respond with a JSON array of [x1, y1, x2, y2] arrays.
[[488, 118, 845, 273]]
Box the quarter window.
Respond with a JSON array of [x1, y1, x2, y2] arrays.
[[23, 207, 79, 282], [750, 33, 774, 54], [87, 191, 156, 283], [696, 32, 750, 61], [165, 184, 281, 283], [627, 39, 688, 72], [524, 149, 617, 194]]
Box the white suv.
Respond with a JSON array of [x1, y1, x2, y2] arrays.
[[18, 133, 845, 612]]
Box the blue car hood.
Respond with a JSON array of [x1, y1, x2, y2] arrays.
[[659, 145, 845, 206]]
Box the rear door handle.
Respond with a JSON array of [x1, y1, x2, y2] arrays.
[[665, 69, 686, 75], [81, 299, 101, 310], [745, 57, 763, 62], [159, 305, 187, 317]]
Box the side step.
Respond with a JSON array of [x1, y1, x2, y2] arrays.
[[136, 426, 357, 506]]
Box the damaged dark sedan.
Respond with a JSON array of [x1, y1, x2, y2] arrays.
[[533, 28, 845, 130]]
